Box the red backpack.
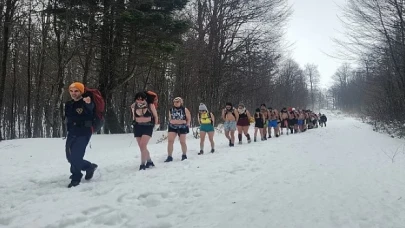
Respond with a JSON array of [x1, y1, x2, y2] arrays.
[[84, 88, 105, 133], [145, 91, 158, 108]]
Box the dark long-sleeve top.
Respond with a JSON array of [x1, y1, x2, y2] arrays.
[[64, 98, 95, 136]]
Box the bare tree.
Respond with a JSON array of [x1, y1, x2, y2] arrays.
[[0, 0, 314, 140], [332, 0, 405, 128], [304, 63, 320, 110], [25, 0, 32, 138], [274, 59, 309, 108], [0, 0, 18, 141]]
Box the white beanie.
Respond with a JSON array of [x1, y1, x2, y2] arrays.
[[199, 103, 208, 111]]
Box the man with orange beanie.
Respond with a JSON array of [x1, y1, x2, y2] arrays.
[[64, 82, 98, 188]]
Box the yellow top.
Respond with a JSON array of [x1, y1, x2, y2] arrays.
[[200, 112, 211, 124]]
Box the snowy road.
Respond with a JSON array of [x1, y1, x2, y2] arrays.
[[1, 111, 404, 228]]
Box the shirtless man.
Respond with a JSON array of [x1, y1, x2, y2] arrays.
[[298, 110, 306, 132], [268, 108, 280, 138], [222, 102, 239, 147]]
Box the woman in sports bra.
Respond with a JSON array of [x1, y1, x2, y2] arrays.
[[197, 103, 215, 155], [131, 92, 158, 170]]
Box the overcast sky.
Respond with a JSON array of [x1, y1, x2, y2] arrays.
[[285, 0, 347, 89]]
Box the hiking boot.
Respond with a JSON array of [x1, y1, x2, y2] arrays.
[[181, 154, 187, 161], [68, 180, 80, 188], [145, 161, 155, 168], [85, 163, 98, 181], [164, 156, 173, 162]]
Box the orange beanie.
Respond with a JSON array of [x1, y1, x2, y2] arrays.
[[69, 82, 85, 94]]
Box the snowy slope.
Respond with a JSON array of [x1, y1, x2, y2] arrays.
[[1, 111, 404, 228]]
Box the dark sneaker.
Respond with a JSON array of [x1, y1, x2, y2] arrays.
[[68, 180, 80, 188], [85, 163, 98, 180], [181, 154, 187, 161], [139, 164, 146, 170], [164, 156, 173, 162], [198, 150, 204, 155], [210, 149, 215, 153]]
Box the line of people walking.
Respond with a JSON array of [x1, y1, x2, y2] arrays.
[[63, 82, 327, 188]]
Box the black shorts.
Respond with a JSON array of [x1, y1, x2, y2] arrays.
[[288, 119, 296, 127], [168, 126, 189, 135], [255, 121, 264, 128], [133, 124, 154, 138]]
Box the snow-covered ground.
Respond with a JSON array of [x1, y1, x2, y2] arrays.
[[1, 111, 404, 228]]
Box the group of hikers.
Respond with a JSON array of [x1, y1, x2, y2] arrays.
[[64, 82, 328, 188], [219, 103, 327, 145]]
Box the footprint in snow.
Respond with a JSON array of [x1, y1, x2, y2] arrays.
[[146, 221, 173, 228], [82, 205, 114, 216], [0, 216, 13, 226], [44, 215, 87, 228]]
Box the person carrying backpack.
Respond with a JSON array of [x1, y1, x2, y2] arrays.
[[131, 92, 159, 170], [197, 103, 215, 155], [64, 82, 98, 188], [320, 114, 327, 127]]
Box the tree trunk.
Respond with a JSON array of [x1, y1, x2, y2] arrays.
[[0, 0, 17, 141], [26, 1, 32, 138], [10, 31, 18, 139], [33, 6, 49, 138], [51, 2, 67, 138]]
